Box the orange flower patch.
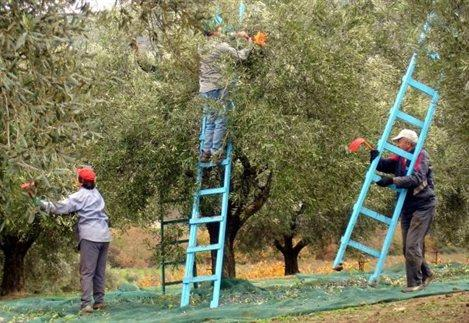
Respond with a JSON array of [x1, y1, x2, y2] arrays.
[[253, 32, 267, 47]]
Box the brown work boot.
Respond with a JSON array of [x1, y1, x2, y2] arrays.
[[93, 302, 106, 310], [211, 149, 225, 164], [200, 150, 211, 162]]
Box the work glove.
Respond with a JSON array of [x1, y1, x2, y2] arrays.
[[32, 197, 41, 206], [370, 149, 379, 163], [376, 176, 394, 187]]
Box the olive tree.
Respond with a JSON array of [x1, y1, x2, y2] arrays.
[[0, 0, 95, 295]]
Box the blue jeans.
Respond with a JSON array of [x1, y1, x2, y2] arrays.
[[200, 88, 228, 154]]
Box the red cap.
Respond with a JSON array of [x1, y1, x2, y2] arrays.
[[77, 168, 96, 182]]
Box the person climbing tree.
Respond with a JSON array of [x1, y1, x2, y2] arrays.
[[198, 19, 252, 162], [370, 129, 436, 293], [23, 167, 111, 314]]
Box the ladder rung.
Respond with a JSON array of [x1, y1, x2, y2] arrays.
[[190, 216, 223, 225], [163, 260, 185, 266], [199, 187, 226, 196], [408, 78, 436, 97], [360, 207, 391, 225], [165, 280, 183, 286], [383, 142, 413, 160], [162, 218, 187, 225], [199, 159, 229, 168], [187, 244, 221, 253], [183, 275, 217, 284], [396, 111, 424, 128], [348, 239, 380, 258]]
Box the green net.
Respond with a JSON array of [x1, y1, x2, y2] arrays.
[[1, 263, 467, 322]]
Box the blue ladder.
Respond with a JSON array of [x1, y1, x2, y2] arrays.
[[333, 18, 440, 285], [180, 116, 233, 308]]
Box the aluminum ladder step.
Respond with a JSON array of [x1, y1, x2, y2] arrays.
[[199, 187, 225, 196], [183, 275, 217, 284], [383, 142, 413, 160], [347, 239, 380, 258], [396, 111, 424, 128], [408, 78, 437, 97], [199, 159, 229, 168], [187, 244, 221, 253], [190, 216, 223, 225], [360, 207, 391, 225]]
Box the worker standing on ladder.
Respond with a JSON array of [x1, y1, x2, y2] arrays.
[[198, 19, 252, 162], [370, 129, 436, 293]]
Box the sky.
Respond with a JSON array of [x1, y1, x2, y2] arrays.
[[80, 0, 118, 11]]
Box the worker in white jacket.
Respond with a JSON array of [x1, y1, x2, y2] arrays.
[[34, 167, 111, 314]]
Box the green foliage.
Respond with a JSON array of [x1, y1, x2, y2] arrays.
[[83, 12, 199, 228], [88, 1, 468, 270], [0, 0, 98, 293], [0, 0, 96, 234]]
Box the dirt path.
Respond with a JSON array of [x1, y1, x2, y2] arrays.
[[275, 291, 468, 322]]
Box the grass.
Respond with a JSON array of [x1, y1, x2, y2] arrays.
[[272, 291, 469, 322]]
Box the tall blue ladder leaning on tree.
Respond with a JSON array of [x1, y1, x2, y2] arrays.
[[180, 111, 234, 308], [332, 13, 440, 285], [180, 1, 246, 308]]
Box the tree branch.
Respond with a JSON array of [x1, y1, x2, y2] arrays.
[[274, 239, 285, 253], [239, 169, 272, 227], [293, 239, 309, 254]]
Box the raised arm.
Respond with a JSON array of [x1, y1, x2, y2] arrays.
[[39, 191, 83, 215], [218, 41, 252, 61]]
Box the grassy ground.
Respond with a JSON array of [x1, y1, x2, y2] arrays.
[[274, 291, 469, 322], [109, 252, 468, 290], [1, 266, 467, 322], [108, 226, 467, 289]]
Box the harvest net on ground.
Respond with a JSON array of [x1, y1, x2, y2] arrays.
[[1, 263, 467, 322]]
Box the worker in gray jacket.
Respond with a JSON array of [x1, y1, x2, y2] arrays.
[[198, 21, 252, 162], [35, 167, 111, 314], [370, 129, 436, 293]]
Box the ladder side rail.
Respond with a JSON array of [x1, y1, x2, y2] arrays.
[[199, 116, 207, 147], [181, 116, 207, 307], [210, 142, 233, 308], [333, 165, 375, 267], [405, 93, 439, 175], [180, 188, 202, 306], [376, 53, 417, 153], [369, 187, 408, 283]]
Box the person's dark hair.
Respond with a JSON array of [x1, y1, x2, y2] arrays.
[[78, 176, 95, 190]]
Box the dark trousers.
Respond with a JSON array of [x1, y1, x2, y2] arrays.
[[401, 204, 435, 287], [79, 239, 109, 307]]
